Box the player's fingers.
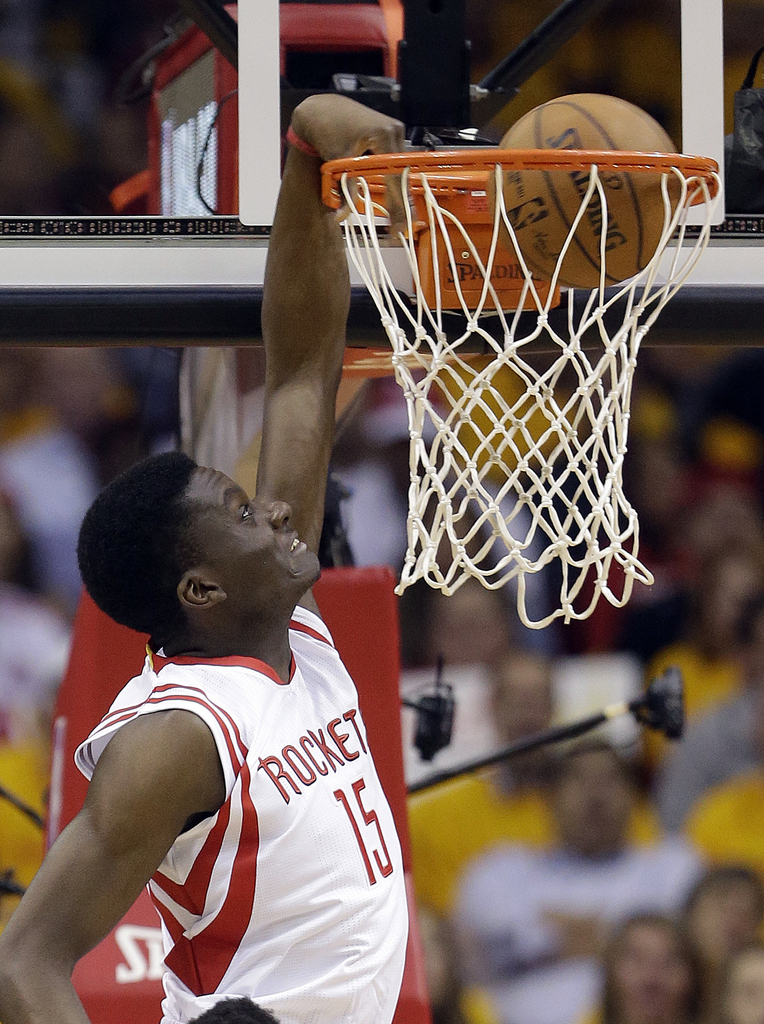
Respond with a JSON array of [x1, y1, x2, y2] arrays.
[[334, 177, 361, 224], [384, 173, 409, 241], [379, 119, 406, 156], [358, 119, 406, 159], [357, 122, 406, 237], [346, 176, 360, 210]]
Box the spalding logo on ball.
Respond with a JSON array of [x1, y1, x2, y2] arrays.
[[493, 93, 678, 289]]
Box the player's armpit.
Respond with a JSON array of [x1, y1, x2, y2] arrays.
[[0, 709, 225, 1024]]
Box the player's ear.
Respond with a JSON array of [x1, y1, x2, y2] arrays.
[[177, 570, 227, 610]]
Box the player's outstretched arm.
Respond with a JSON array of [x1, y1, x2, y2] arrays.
[[0, 710, 225, 1024], [256, 95, 405, 559]]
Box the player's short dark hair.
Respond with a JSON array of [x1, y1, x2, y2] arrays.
[[77, 451, 198, 640], [189, 997, 280, 1024]]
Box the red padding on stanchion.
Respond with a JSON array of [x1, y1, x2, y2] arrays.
[[280, 3, 395, 77]]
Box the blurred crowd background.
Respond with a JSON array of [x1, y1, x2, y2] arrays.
[[2, 2, 764, 1024], [0, 0, 759, 215], [0, 0, 178, 216]]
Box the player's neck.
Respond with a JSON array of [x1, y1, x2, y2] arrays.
[[161, 617, 294, 682]]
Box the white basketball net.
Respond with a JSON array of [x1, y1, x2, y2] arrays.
[[336, 159, 719, 628]]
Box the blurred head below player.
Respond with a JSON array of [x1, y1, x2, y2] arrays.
[[189, 996, 280, 1024]]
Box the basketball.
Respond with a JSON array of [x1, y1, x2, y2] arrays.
[[494, 93, 678, 288]]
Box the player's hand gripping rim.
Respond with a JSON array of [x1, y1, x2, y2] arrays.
[[289, 93, 409, 238]]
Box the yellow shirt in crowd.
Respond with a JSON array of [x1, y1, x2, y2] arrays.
[[0, 741, 48, 929], [408, 768, 663, 916], [685, 770, 764, 882]]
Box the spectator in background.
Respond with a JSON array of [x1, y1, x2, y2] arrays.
[[421, 580, 517, 669], [682, 867, 764, 1024], [39, 347, 160, 483], [645, 543, 764, 765], [0, 489, 69, 742], [409, 650, 555, 915], [718, 944, 764, 1024], [0, 348, 99, 614], [579, 388, 692, 661], [333, 378, 412, 574], [454, 742, 703, 1024], [409, 652, 664, 916], [417, 904, 496, 1024], [0, 112, 63, 214], [0, 348, 152, 615], [0, 487, 69, 925], [400, 576, 517, 671], [683, 675, 764, 882], [581, 914, 702, 1024], [336, 377, 558, 658], [656, 595, 764, 831], [678, 402, 764, 591]]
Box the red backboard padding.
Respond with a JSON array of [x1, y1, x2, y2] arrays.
[[280, 4, 396, 77], [52, 568, 430, 1024]]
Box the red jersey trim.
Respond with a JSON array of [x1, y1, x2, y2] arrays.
[[289, 619, 335, 648], [151, 650, 294, 685], [153, 796, 234, 917], [163, 760, 260, 995], [149, 887, 185, 947], [97, 682, 248, 759], [95, 691, 245, 777]]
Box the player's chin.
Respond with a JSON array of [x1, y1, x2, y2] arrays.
[[290, 549, 321, 587]]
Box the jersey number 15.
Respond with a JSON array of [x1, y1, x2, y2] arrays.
[[335, 778, 394, 885]]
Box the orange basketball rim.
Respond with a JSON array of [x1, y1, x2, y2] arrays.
[[322, 147, 719, 311]]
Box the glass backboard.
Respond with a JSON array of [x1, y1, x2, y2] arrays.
[[0, 0, 758, 305]]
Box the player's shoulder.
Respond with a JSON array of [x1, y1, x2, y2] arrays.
[[289, 604, 337, 651], [146, 654, 295, 753], [78, 651, 255, 765]]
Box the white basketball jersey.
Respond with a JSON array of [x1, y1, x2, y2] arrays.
[[75, 606, 409, 1024]]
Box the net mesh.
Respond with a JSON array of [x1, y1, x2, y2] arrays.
[[334, 157, 719, 628]]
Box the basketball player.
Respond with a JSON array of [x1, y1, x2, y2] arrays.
[[0, 94, 408, 1024]]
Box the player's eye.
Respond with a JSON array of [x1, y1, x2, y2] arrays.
[[240, 504, 253, 520]]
